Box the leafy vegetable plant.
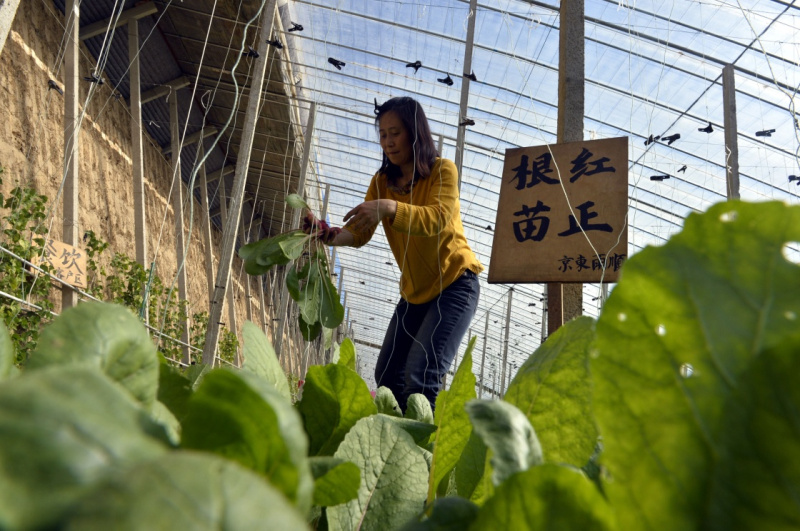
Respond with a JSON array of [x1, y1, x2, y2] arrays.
[[239, 194, 344, 341], [1, 200, 798, 530]]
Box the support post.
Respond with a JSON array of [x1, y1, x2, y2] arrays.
[[129, 20, 147, 272], [0, 0, 22, 64], [454, 0, 478, 192], [62, 0, 80, 311], [336, 269, 345, 344], [499, 288, 513, 396], [170, 91, 191, 364], [478, 311, 489, 399], [198, 141, 215, 303], [722, 64, 740, 200], [217, 178, 238, 360], [202, 0, 277, 365], [548, 0, 585, 337], [276, 103, 317, 358]]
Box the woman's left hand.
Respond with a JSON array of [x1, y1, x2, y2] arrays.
[[344, 199, 396, 232]]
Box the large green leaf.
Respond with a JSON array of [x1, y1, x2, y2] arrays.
[[184, 362, 211, 390], [300, 264, 323, 325], [242, 321, 292, 401], [238, 231, 307, 273], [454, 431, 488, 501], [469, 465, 616, 530], [280, 232, 311, 263], [375, 386, 403, 417], [287, 264, 302, 302], [28, 302, 159, 406], [705, 341, 800, 530], [338, 338, 356, 371], [503, 316, 597, 467], [0, 366, 167, 529], [148, 400, 180, 445], [593, 201, 800, 530], [328, 415, 429, 531], [406, 393, 434, 424], [400, 497, 479, 531], [156, 360, 193, 423], [0, 320, 13, 380], [465, 400, 543, 486], [299, 314, 323, 342], [297, 364, 377, 456], [181, 369, 313, 512], [320, 269, 345, 328], [62, 451, 308, 530], [383, 415, 438, 446], [309, 456, 361, 507], [428, 337, 477, 502]]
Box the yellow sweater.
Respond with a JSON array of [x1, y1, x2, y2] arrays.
[[346, 158, 483, 304]]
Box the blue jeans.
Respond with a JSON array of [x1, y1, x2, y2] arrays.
[[374, 270, 480, 413]]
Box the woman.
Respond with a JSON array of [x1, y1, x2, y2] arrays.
[[306, 96, 482, 412]]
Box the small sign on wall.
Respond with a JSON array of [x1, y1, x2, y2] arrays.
[[489, 137, 628, 284], [34, 239, 88, 289]]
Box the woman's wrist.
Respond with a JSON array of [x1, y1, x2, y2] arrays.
[[382, 199, 398, 222]]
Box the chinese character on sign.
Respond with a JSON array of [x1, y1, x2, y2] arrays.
[[569, 148, 616, 183], [34, 239, 89, 289], [557, 201, 613, 237], [59, 247, 85, 274], [513, 200, 552, 242], [558, 255, 573, 272], [509, 153, 559, 189]]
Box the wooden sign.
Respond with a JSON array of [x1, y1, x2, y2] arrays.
[[489, 137, 628, 283], [36, 239, 88, 289]]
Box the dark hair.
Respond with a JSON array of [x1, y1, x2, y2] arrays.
[[374, 97, 438, 184]]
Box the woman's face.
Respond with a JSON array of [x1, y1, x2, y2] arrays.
[[379, 111, 413, 170]]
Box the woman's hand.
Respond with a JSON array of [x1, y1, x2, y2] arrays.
[[302, 211, 341, 244], [343, 199, 397, 232]]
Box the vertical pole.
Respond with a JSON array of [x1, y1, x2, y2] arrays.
[[437, 134, 444, 157], [499, 289, 513, 397], [540, 290, 547, 344], [198, 142, 215, 304], [336, 269, 345, 343], [241, 216, 254, 324], [454, 0, 479, 192], [129, 20, 147, 273], [276, 103, 317, 358], [217, 178, 238, 362], [478, 311, 489, 399], [0, 0, 21, 57], [259, 277, 268, 331], [170, 93, 191, 364], [549, 0, 585, 337], [722, 64, 740, 200], [203, 0, 277, 364], [491, 366, 497, 399], [62, 0, 80, 311]]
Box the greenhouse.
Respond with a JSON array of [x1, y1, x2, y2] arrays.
[[0, 0, 797, 528]]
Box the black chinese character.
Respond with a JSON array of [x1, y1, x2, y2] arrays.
[[59, 248, 84, 274], [558, 201, 613, 237], [609, 253, 626, 271], [513, 201, 552, 242], [575, 254, 589, 272], [558, 255, 573, 272], [592, 254, 606, 270], [569, 148, 615, 183], [509, 154, 559, 189]]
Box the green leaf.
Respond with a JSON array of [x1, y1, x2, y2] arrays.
[[0, 366, 167, 529], [297, 364, 377, 456], [400, 497, 479, 531], [156, 360, 192, 423], [465, 400, 543, 486], [338, 337, 356, 371], [429, 337, 477, 502], [184, 362, 211, 390], [309, 456, 361, 507], [503, 316, 597, 467], [469, 465, 617, 530], [705, 341, 800, 529], [239, 231, 305, 273], [241, 321, 292, 401], [406, 393, 434, 424], [62, 452, 308, 530], [0, 319, 13, 380], [299, 314, 322, 342], [454, 432, 490, 502], [299, 265, 322, 325], [28, 302, 159, 406], [593, 201, 800, 530], [286, 264, 302, 302], [376, 386, 403, 417], [382, 414, 438, 446], [320, 270, 345, 328], [181, 369, 313, 512], [148, 400, 181, 445], [328, 415, 429, 530], [279, 232, 311, 262], [286, 193, 310, 210]]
